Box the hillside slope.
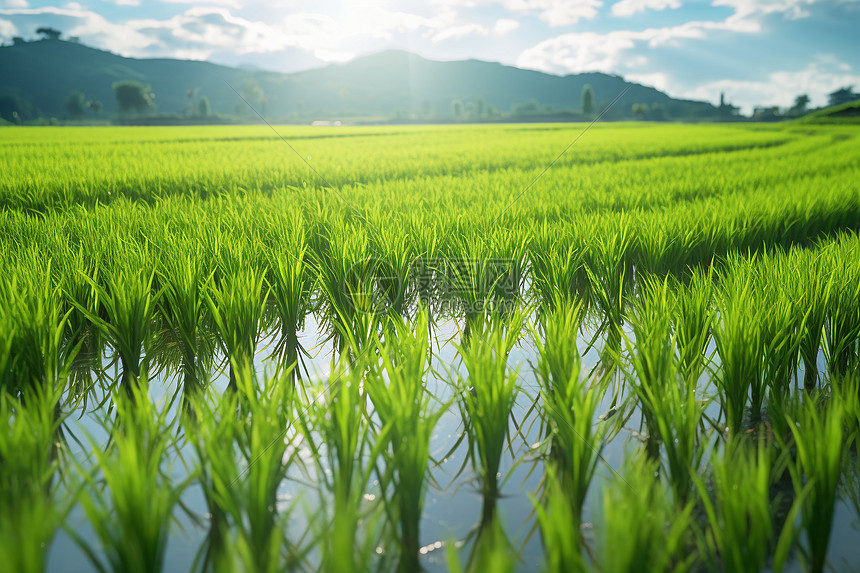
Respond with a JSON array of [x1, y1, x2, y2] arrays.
[[0, 39, 716, 120]]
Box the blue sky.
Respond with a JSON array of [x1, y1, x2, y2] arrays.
[[1, 0, 858, 112]]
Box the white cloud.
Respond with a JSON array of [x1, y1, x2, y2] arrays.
[[170, 47, 212, 60], [0, 17, 17, 38], [518, 31, 637, 73], [114, 0, 140, 6], [432, 23, 488, 42], [714, 0, 819, 21], [0, 2, 471, 65], [124, 5, 458, 62], [129, 8, 325, 55], [611, 0, 680, 17], [341, 6, 454, 41], [515, 1, 860, 112], [515, 0, 820, 76], [1, 0, 28, 8], [494, 0, 602, 27], [161, 0, 242, 7], [682, 55, 860, 112], [516, 19, 726, 75], [0, 5, 155, 52], [625, 71, 671, 91], [493, 17, 519, 34]]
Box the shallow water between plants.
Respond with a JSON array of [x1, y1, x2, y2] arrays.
[[47, 309, 860, 573]]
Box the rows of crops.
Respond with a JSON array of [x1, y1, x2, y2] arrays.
[[2, 123, 860, 573]]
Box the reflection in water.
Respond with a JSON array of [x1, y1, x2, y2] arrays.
[[30, 271, 859, 573]]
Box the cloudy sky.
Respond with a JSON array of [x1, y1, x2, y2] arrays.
[[1, 0, 858, 112]]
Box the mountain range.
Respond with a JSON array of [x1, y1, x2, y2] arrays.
[[0, 38, 718, 122]]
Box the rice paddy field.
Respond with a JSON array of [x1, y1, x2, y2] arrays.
[[2, 122, 860, 573]]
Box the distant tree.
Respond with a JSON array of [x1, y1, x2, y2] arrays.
[[788, 94, 810, 116], [752, 106, 781, 121], [828, 86, 858, 107], [198, 96, 211, 117], [512, 99, 541, 116], [12, 37, 25, 46], [420, 99, 432, 118], [465, 101, 477, 118], [113, 81, 155, 115], [236, 78, 266, 114], [63, 90, 86, 119], [581, 84, 596, 117], [186, 88, 197, 116], [476, 97, 485, 118], [0, 94, 33, 123], [648, 103, 666, 121], [86, 100, 102, 116], [487, 104, 499, 117], [36, 27, 61, 41], [450, 99, 463, 119], [632, 103, 648, 119]]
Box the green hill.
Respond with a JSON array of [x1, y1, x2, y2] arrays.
[[0, 38, 717, 122], [798, 99, 860, 124]]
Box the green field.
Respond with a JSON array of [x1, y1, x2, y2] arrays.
[[2, 123, 860, 573]]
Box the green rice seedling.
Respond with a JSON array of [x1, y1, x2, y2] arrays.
[[795, 251, 829, 391], [206, 251, 269, 391], [582, 216, 632, 344], [835, 371, 860, 441], [758, 253, 805, 400], [230, 369, 299, 573], [311, 219, 381, 355], [71, 243, 158, 395], [530, 465, 586, 572], [695, 437, 774, 573], [821, 237, 860, 377], [187, 365, 298, 573], [781, 394, 848, 573], [409, 220, 441, 321], [263, 213, 312, 380], [594, 454, 697, 573], [366, 310, 446, 572], [372, 224, 416, 319], [0, 317, 11, 394], [156, 235, 215, 395], [626, 275, 707, 504], [529, 228, 587, 313], [446, 234, 501, 344], [840, 377, 860, 538], [72, 380, 186, 573], [452, 514, 516, 573], [56, 246, 105, 390], [0, 385, 67, 573], [298, 364, 390, 573], [713, 256, 765, 434], [487, 227, 530, 313], [445, 226, 528, 336], [184, 396, 232, 570], [456, 309, 526, 522], [626, 274, 676, 458], [532, 299, 610, 532], [5, 122, 860, 572], [0, 256, 71, 395], [672, 267, 714, 386], [633, 212, 713, 277]]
